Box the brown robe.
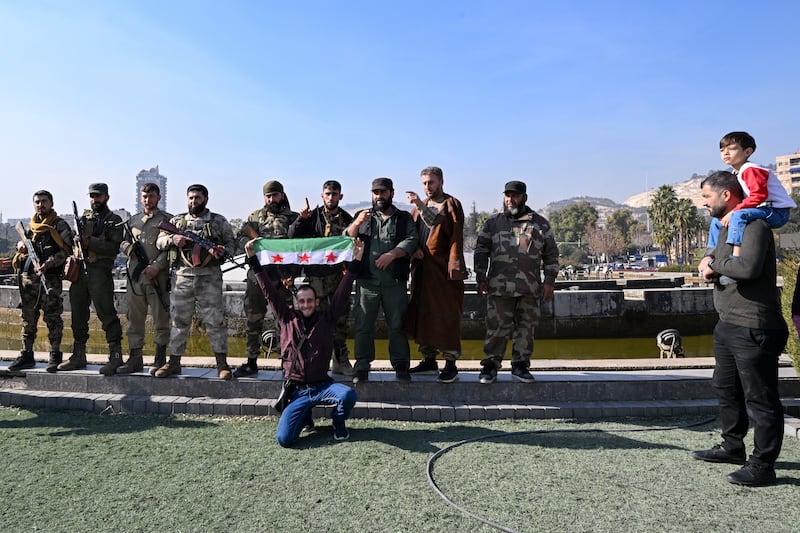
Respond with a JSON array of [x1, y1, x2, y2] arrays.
[[403, 193, 467, 352]]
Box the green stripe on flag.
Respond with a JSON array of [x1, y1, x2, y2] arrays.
[[253, 236, 354, 266]]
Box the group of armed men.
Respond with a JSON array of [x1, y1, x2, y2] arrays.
[[4, 167, 558, 385]]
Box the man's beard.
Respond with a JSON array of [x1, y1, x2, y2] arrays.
[[709, 205, 727, 219], [267, 202, 283, 214], [504, 202, 526, 218], [373, 197, 393, 213], [190, 201, 207, 216], [91, 200, 108, 212]]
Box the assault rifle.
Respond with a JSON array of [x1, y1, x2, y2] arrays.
[[71, 201, 89, 277], [121, 220, 170, 312], [14, 221, 51, 295], [157, 220, 245, 269]]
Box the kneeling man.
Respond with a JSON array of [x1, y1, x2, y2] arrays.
[[245, 237, 363, 447]]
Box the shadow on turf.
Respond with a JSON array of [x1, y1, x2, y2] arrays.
[[0, 407, 214, 436], [290, 419, 717, 453]]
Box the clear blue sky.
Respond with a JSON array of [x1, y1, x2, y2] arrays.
[[1, 0, 798, 219]]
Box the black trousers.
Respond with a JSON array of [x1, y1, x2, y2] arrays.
[[712, 320, 788, 466]]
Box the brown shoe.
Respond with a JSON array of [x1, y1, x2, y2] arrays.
[[117, 350, 144, 374], [155, 356, 181, 378], [215, 353, 232, 381], [58, 346, 87, 371], [99, 349, 124, 376]]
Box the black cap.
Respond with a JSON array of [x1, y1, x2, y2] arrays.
[[88, 183, 108, 195], [504, 181, 526, 194], [371, 177, 393, 191]]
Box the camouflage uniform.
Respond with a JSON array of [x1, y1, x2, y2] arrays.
[[17, 213, 73, 351], [69, 205, 124, 351], [121, 209, 173, 351], [157, 210, 236, 356], [239, 204, 299, 359], [473, 206, 558, 369], [291, 206, 354, 364]]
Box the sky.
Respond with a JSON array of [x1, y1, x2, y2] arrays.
[[1, 0, 798, 220]]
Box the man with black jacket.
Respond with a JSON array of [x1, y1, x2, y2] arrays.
[[344, 178, 418, 383], [693, 170, 789, 487]]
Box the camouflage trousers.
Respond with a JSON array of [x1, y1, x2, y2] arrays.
[[20, 274, 64, 350], [70, 264, 123, 347], [308, 271, 350, 350], [170, 271, 227, 356], [244, 269, 292, 358], [482, 294, 541, 369], [126, 272, 171, 350]]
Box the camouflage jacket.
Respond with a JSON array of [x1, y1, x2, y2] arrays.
[[18, 212, 73, 277], [474, 207, 558, 297], [156, 210, 235, 275], [238, 204, 301, 278]]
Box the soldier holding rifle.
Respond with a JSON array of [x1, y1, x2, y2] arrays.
[[118, 182, 173, 375], [59, 183, 125, 375], [7, 190, 72, 372], [155, 184, 237, 379]]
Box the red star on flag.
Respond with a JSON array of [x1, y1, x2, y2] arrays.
[[299, 253, 311, 263], [272, 254, 284, 263], [325, 252, 337, 263]]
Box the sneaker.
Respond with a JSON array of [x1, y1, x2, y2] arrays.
[[511, 365, 535, 383], [479, 363, 497, 384], [726, 462, 776, 486], [352, 370, 369, 384], [8, 350, 35, 372], [691, 444, 746, 464], [332, 419, 349, 441], [233, 362, 258, 378], [409, 358, 439, 375], [301, 414, 316, 434], [436, 361, 458, 383]]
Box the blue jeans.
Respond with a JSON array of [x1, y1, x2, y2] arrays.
[[275, 380, 357, 447], [707, 206, 790, 248]]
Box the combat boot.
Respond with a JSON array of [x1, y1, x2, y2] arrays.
[[8, 349, 36, 372], [215, 353, 232, 381], [46, 350, 63, 373], [58, 345, 87, 371], [117, 348, 144, 374], [99, 346, 124, 376], [155, 356, 181, 378], [331, 345, 354, 376], [150, 344, 167, 376]]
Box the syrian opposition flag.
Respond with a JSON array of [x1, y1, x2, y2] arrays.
[[253, 236, 354, 266]]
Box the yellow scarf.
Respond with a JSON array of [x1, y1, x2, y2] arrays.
[[29, 211, 70, 253]]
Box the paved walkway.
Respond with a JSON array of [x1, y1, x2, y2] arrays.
[[1, 350, 799, 433]]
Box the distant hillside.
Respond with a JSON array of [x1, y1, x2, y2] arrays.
[[539, 196, 648, 226], [624, 175, 707, 209], [538, 173, 714, 227]]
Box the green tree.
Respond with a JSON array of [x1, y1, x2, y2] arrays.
[[777, 192, 800, 234], [550, 201, 599, 244], [673, 198, 704, 264], [647, 185, 679, 261], [606, 209, 637, 248]]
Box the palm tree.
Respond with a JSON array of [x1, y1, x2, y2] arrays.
[[647, 185, 678, 261]]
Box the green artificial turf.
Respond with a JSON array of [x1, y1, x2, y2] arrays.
[[1, 408, 799, 532]]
